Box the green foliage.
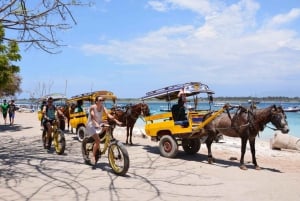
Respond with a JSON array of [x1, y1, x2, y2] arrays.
[[0, 23, 22, 97]]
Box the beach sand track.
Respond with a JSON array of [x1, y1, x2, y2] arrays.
[[0, 112, 300, 201]]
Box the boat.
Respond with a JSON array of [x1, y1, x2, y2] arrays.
[[283, 106, 300, 112]]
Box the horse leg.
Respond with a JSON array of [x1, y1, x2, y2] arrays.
[[126, 126, 129, 145], [205, 136, 215, 164], [129, 126, 134, 145], [240, 137, 248, 170], [249, 138, 260, 170]]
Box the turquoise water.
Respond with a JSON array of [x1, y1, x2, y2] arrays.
[[16, 100, 299, 141], [135, 102, 300, 141]]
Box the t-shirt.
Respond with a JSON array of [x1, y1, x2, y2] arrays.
[[74, 106, 83, 113], [171, 104, 186, 121], [1, 103, 9, 114], [45, 105, 56, 120], [8, 103, 17, 114]]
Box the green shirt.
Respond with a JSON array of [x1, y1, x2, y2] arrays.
[[1, 103, 9, 114]]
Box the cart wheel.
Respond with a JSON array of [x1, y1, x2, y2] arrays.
[[77, 126, 86, 142], [159, 135, 178, 158], [182, 138, 201, 154]]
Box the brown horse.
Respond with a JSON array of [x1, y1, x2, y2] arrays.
[[111, 103, 150, 145], [203, 104, 289, 170]]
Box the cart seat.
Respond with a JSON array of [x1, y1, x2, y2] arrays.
[[174, 120, 189, 127]]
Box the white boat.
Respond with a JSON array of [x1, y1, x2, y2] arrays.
[[283, 106, 300, 112]]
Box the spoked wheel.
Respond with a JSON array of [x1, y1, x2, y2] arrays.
[[108, 140, 129, 176], [77, 126, 86, 142], [82, 137, 91, 165], [159, 135, 178, 158], [81, 137, 99, 165], [53, 129, 66, 155], [182, 138, 201, 154]]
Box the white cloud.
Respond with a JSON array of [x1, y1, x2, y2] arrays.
[[81, 0, 300, 96], [147, 0, 219, 15], [147, 1, 169, 12], [268, 8, 300, 27]]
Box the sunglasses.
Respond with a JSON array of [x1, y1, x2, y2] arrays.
[[98, 99, 104, 102]]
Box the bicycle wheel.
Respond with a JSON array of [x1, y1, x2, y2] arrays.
[[82, 138, 91, 164], [82, 137, 98, 165], [108, 140, 129, 176], [53, 129, 66, 155]]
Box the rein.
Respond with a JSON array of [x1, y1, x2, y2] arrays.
[[266, 124, 277, 131], [205, 122, 250, 131]]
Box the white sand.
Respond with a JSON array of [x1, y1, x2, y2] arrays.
[[0, 112, 300, 201]]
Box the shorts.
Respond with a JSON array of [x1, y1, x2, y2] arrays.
[[43, 119, 56, 128], [2, 112, 7, 118], [85, 122, 105, 137], [9, 112, 15, 119]]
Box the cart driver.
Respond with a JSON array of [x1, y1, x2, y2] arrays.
[[171, 88, 188, 125]]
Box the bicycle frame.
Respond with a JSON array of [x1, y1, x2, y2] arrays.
[[82, 123, 130, 176]]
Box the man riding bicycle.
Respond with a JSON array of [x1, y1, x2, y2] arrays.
[[42, 97, 66, 149]]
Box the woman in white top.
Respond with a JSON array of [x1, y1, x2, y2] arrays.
[[86, 96, 122, 165]]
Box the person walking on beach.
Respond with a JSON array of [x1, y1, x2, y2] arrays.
[[1, 99, 9, 125], [85, 96, 122, 165], [8, 100, 17, 125]]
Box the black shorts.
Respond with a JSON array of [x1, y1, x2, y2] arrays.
[[43, 119, 56, 128]]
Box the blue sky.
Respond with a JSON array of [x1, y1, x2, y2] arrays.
[[16, 0, 300, 99]]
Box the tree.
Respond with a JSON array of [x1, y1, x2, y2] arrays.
[[0, 0, 90, 53], [0, 23, 21, 97], [0, 1, 90, 97]]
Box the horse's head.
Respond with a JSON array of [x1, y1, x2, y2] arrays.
[[140, 103, 150, 117], [270, 105, 289, 134]]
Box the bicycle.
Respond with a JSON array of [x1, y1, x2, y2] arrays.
[[81, 123, 130, 176], [42, 119, 66, 155]]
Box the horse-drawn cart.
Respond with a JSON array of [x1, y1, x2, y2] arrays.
[[67, 90, 117, 141], [141, 82, 228, 158]]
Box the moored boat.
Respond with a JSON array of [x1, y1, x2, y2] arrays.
[[283, 106, 300, 112]]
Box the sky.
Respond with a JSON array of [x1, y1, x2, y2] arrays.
[[14, 0, 300, 99]]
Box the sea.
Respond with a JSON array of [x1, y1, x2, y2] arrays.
[[14, 100, 300, 141], [132, 101, 300, 141]]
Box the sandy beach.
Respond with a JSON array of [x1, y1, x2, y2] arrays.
[[1, 112, 300, 201]]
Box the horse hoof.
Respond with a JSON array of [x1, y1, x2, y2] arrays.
[[240, 165, 248, 170], [208, 158, 213, 164], [255, 166, 261, 170]]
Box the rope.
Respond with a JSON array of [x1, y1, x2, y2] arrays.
[[204, 122, 250, 131], [266, 125, 277, 131]]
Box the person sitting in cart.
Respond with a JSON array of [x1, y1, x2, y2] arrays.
[[171, 88, 188, 126], [74, 100, 83, 113]]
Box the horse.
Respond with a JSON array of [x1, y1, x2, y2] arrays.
[[111, 103, 150, 145], [203, 104, 289, 170]]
